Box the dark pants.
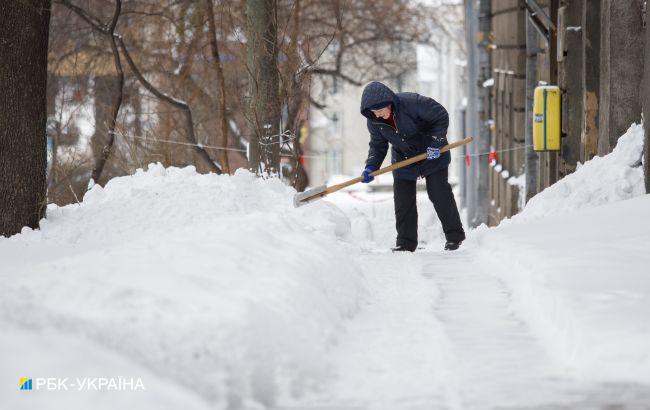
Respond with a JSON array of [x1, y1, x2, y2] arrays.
[[393, 169, 465, 251]]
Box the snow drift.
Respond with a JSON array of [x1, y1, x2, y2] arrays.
[[0, 165, 365, 409], [476, 196, 650, 384], [474, 123, 650, 384], [516, 123, 645, 221]]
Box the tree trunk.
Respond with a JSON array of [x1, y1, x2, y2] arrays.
[[205, 0, 231, 174], [91, 75, 119, 178], [0, 0, 51, 236], [246, 0, 281, 175], [282, 0, 309, 191]]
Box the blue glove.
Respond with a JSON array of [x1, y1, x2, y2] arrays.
[[426, 147, 441, 160], [361, 165, 377, 183]]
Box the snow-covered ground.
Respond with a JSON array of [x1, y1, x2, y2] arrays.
[[1, 125, 649, 409], [472, 123, 650, 386], [512, 123, 646, 222], [1, 166, 365, 409]]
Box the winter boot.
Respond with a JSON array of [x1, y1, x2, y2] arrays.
[[444, 241, 462, 251], [391, 246, 415, 253]]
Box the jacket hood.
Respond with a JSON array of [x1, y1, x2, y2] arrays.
[[360, 81, 397, 120]]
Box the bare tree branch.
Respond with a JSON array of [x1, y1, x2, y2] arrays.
[[116, 36, 221, 174], [55, 0, 222, 175]]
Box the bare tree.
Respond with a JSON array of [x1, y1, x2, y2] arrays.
[[55, 0, 222, 178], [246, 0, 282, 175], [44, 0, 456, 200], [0, 0, 51, 236]]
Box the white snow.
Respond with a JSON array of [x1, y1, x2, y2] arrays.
[[474, 195, 650, 385], [0, 165, 365, 409], [516, 123, 645, 221], [1, 329, 211, 410], [471, 122, 650, 386], [507, 174, 524, 187], [1, 122, 649, 409], [327, 188, 444, 250]]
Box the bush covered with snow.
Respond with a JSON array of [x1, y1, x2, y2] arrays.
[[517, 123, 645, 221], [0, 164, 365, 409]]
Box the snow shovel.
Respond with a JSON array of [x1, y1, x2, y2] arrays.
[[294, 136, 474, 207]]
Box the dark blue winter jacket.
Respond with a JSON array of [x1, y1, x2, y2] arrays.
[[361, 81, 450, 181]]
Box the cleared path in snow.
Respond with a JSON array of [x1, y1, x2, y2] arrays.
[[283, 244, 650, 410], [282, 251, 458, 409], [428, 247, 650, 409], [428, 248, 575, 409]]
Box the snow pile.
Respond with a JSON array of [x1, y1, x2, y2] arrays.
[[472, 123, 650, 385], [326, 189, 445, 250], [517, 123, 645, 221], [474, 196, 650, 384], [0, 164, 365, 409]]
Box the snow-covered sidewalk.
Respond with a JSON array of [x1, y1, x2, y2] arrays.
[[289, 124, 650, 409], [281, 239, 650, 409], [283, 252, 458, 409]]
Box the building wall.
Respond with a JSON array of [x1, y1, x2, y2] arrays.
[[486, 0, 527, 225], [484, 0, 646, 225]]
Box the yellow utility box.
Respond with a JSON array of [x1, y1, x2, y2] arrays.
[[533, 86, 561, 151]]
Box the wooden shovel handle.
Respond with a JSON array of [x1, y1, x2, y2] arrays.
[[324, 137, 474, 195]]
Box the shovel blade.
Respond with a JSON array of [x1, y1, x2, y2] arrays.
[[293, 185, 327, 207]]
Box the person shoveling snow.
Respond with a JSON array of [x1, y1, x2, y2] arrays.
[[293, 82, 471, 254], [359, 81, 466, 252]]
